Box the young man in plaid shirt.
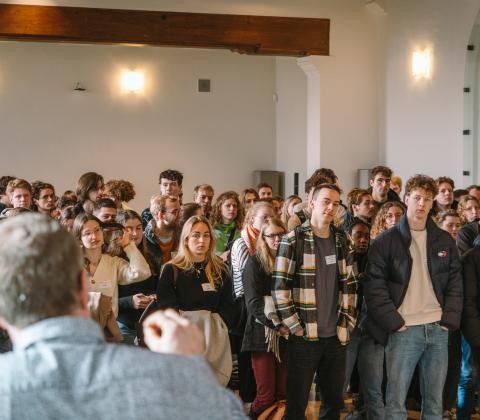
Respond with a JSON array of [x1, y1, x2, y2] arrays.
[[272, 183, 359, 419]]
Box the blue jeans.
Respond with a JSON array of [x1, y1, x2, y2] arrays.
[[344, 328, 362, 393], [358, 332, 385, 420], [457, 335, 477, 420], [117, 321, 137, 345], [385, 323, 448, 420]]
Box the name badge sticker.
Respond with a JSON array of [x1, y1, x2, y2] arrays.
[[325, 255, 336, 265], [97, 280, 111, 289], [201, 283, 216, 292]]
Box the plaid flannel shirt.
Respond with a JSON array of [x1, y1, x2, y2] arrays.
[[272, 221, 359, 344]]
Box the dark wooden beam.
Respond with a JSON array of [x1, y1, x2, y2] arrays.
[[0, 4, 329, 57]]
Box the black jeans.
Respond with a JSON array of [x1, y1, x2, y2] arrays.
[[284, 334, 346, 420], [443, 329, 462, 410]]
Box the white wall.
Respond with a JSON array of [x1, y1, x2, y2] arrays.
[[0, 42, 276, 210], [275, 58, 307, 198], [2, 0, 383, 200], [383, 0, 480, 189], [308, 3, 380, 194], [6, 0, 480, 200]]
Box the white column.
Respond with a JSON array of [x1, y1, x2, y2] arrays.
[[297, 57, 321, 176]]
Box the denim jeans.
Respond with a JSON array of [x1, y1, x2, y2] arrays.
[[284, 335, 346, 420], [457, 335, 478, 420], [385, 322, 448, 420], [344, 328, 362, 393], [117, 321, 137, 345], [358, 332, 385, 420]]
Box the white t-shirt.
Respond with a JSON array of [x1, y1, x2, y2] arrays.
[[398, 229, 442, 326]]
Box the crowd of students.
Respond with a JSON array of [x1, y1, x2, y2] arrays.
[[1, 166, 480, 420]]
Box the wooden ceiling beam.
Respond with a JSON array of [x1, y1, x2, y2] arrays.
[[0, 4, 329, 57]]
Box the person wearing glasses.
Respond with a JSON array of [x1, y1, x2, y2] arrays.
[[370, 201, 405, 240], [230, 201, 275, 404], [144, 195, 180, 274], [242, 218, 289, 418], [368, 166, 401, 215]]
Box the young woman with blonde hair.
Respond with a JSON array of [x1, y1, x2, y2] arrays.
[[242, 218, 289, 418], [457, 195, 480, 225], [156, 215, 236, 385], [370, 201, 405, 239], [280, 195, 302, 228]]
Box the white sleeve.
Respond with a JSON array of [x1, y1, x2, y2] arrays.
[[231, 239, 249, 298], [116, 242, 151, 285]]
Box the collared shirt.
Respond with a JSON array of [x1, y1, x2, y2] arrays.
[[272, 221, 358, 344], [0, 316, 245, 420]]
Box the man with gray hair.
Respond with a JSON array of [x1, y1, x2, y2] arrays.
[[0, 213, 245, 420]]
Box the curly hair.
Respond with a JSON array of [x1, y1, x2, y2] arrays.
[[158, 169, 183, 186], [370, 201, 405, 239], [405, 174, 438, 197], [457, 194, 480, 225], [210, 191, 243, 229], [31, 181, 55, 200], [104, 180, 136, 202]]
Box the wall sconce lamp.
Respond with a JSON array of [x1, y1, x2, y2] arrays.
[[120, 70, 144, 93], [412, 49, 432, 80]]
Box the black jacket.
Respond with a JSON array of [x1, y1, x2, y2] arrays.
[[156, 263, 236, 329], [457, 221, 480, 256], [461, 247, 480, 348], [364, 215, 463, 345], [241, 254, 286, 353], [367, 188, 401, 213]]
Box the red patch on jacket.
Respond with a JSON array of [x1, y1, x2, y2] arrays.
[[438, 250, 448, 257]]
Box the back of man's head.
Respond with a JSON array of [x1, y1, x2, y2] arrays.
[[0, 213, 83, 329]]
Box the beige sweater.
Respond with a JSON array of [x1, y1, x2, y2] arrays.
[[398, 229, 442, 326], [87, 242, 151, 317]]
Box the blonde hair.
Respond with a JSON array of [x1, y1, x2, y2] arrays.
[[281, 195, 301, 226], [243, 201, 274, 229], [370, 201, 405, 239], [457, 195, 480, 225], [255, 218, 286, 274], [171, 216, 225, 287], [391, 175, 402, 190]]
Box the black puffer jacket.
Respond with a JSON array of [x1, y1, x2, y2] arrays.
[[457, 221, 480, 256], [364, 215, 463, 345], [461, 247, 480, 348]]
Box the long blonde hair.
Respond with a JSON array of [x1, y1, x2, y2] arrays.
[[255, 218, 286, 274], [280, 195, 301, 227], [170, 215, 225, 287]]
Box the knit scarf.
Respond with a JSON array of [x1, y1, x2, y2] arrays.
[[241, 225, 259, 256]]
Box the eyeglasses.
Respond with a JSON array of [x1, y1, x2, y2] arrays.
[[165, 209, 180, 216], [374, 177, 391, 185], [263, 233, 283, 240]]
